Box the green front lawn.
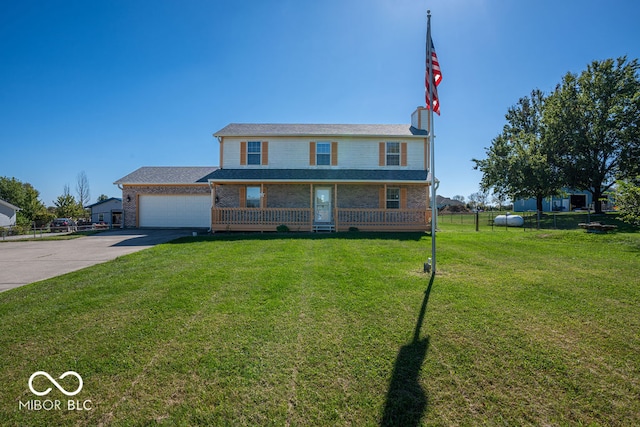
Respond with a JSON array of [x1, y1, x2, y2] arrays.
[[0, 226, 638, 426]]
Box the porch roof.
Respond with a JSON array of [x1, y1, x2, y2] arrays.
[[207, 169, 428, 183]]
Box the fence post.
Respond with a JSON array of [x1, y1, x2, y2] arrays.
[[475, 211, 479, 231]]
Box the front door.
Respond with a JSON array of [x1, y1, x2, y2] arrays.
[[314, 187, 332, 223]]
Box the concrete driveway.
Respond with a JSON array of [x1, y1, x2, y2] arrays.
[[0, 229, 195, 292]]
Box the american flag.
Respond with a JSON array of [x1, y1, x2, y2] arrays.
[[425, 38, 442, 115]]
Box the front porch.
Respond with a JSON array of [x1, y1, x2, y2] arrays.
[[211, 207, 432, 232], [209, 177, 432, 233]]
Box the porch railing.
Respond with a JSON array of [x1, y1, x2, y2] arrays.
[[212, 208, 312, 231], [212, 207, 431, 232], [337, 208, 431, 231]]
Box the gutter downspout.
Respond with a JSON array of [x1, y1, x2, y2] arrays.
[[117, 184, 125, 229]]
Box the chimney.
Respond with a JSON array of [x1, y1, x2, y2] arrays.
[[411, 107, 430, 132]]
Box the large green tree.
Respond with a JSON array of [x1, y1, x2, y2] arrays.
[[544, 57, 640, 213], [0, 176, 50, 225], [54, 184, 84, 219], [473, 89, 562, 212], [616, 177, 640, 226]]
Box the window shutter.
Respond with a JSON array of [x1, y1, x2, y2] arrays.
[[401, 142, 407, 166], [379, 142, 385, 166], [309, 142, 316, 165], [331, 142, 338, 166], [240, 141, 247, 165], [239, 187, 246, 208], [261, 141, 268, 165], [379, 187, 386, 209], [262, 186, 267, 208], [400, 188, 407, 209]]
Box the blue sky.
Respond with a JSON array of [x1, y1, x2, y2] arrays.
[[1, 0, 639, 206]]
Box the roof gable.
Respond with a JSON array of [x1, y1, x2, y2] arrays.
[[85, 197, 122, 209]]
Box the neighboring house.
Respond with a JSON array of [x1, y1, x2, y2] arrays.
[[513, 190, 614, 212], [0, 199, 21, 227], [85, 197, 123, 227], [436, 195, 465, 210], [115, 107, 434, 232]]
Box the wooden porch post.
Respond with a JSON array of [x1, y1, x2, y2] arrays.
[[334, 183, 338, 232], [309, 183, 314, 232], [211, 184, 216, 228]]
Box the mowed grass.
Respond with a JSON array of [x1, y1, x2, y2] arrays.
[[0, 225, 638, 426]]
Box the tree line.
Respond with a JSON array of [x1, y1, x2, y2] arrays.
[[472, 56, 640, 223], [0, 171, 111, 229]]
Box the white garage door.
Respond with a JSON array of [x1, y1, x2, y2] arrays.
[[139, 195, 210, 228]]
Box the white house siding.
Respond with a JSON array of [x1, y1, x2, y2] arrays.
[[0, 205, 17, 227], [221, 136, 427, 169], [338, 138, 426, 169]]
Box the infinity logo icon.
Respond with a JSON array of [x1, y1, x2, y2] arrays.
[[28, 371, 83, 397]]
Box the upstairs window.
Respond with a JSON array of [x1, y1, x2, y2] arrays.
[[310, 141, 338, 166], [386, 187, 400, 209], [247, 141, 261, 165], [386, 142, 400, 166], [316, 142, 331, 165], [379, 142, 407, 166]]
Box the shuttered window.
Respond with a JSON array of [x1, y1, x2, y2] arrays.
[[247, 141, 261, 165], [316, 142, 331, 165], [379, 142, 407, 166], [386, 187, 400, 209], [386, 142, 400, 166]]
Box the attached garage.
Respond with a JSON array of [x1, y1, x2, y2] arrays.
[[138, 195, 210, 228], [114, 167, 219, 229]]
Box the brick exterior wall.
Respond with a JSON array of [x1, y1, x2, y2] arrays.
[[213, 183, 428, 210], [407, 186, 428, 209], [121, 185, 210, 228], [336, 184, 379, 209], [265, 185, 310, 208], [214, 185, 241, 208]]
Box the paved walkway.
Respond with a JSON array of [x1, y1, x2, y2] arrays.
[[0, 229, 195, 292]]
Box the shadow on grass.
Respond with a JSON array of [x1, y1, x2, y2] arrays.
[[169, 231, 427, 244], [380, 273, 435, 427]]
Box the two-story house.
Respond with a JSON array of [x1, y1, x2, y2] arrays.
[[115, 107, 434, 232]]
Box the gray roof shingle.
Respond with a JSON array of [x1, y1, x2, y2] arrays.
[[214, 123, 428, 137], [114, 167, 218, 185]]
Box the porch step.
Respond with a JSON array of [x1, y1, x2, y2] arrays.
[[313, 223, 335, 232]]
